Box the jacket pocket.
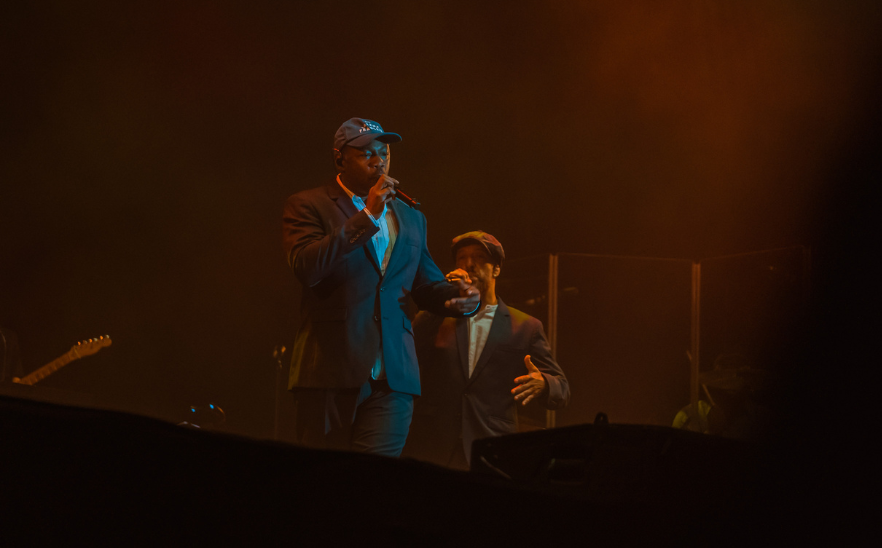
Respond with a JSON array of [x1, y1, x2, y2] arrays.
[[311, 308, 348, 322]]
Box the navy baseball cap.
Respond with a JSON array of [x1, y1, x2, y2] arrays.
[[452, 231, 505, 264], [334, 118, 402, 150]]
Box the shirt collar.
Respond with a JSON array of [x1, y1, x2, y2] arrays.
[[471, 303, 498, 319], [336, 174, 356, 200], [337, 175, 386, 216]]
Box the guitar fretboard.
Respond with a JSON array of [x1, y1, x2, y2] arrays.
[[18, 353, 75, 386]]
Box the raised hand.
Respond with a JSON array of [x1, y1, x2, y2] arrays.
[[444, 275, 480, 313], [364, 175, 398, 217], [512, 355, 547, 406], [444, 268, 471, 285]]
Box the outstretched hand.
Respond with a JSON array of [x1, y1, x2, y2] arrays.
[[512, 355, 547, 406]]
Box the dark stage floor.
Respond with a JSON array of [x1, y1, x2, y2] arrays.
[[2, 391, 860, 546]]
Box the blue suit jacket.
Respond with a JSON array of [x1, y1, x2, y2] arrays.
[[282, 180, 466, 396], [405, 299, 570, 465]]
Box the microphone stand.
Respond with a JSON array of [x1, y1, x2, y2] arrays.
[[272, 345, 286, 441]]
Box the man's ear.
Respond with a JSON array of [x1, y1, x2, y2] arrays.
[[493, 265, 501, 278], [333, 149, 344, 171]]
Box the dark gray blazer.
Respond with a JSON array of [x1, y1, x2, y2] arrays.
[[405, 299, 570, 465], [282, 180, 466, 396]]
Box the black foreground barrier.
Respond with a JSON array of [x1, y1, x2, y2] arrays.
[[471, 416, 756, 505], [0, 394, 816, 546]]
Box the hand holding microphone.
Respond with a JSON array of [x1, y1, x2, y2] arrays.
[[444, 268, 472, 285], [367, 146, 420, 211], [365, 175, 397, 217]]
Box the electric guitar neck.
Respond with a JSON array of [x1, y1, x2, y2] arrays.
[[15, 336, 112, 386]]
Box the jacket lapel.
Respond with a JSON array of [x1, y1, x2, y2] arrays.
[[327, 180, 381, 274], [328, 180, 356, 216], [455, 317, 470, 380], [466, 300, 510, 386]]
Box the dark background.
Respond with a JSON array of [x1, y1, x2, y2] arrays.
[[1, 1, 879, 439]]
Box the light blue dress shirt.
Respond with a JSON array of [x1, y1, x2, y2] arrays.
[[337, 176, 398, 379]]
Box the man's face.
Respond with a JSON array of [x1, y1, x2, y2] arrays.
[[337, 139, 389, 196], [454, 243, 500, 298]]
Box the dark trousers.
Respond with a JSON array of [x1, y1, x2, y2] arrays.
[[290, 379, 414, 457]]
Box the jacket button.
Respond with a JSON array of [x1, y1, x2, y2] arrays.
[[373, 315, 379, 322], [379, 287, 385, 292]]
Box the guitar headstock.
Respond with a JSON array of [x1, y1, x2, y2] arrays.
[[69, 335, 112, 358]]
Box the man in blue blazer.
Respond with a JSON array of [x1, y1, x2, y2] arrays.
[[403, 231, 570, 469], [282, 118, 479, 457]]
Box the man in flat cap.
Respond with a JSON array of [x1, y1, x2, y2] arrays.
[[282, 118, 479, 457], [403, 231, 570, 469]]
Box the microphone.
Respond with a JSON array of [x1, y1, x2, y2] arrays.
[[378, 171, 421, 209], [393, 185, 421, 210]]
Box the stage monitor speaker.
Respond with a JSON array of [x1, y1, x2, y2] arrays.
[[470, 414, 756, 505]]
